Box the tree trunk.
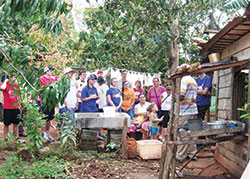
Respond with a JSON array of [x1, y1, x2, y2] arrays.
[[159, 0, 179, 178]]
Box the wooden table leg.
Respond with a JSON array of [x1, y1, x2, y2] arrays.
[[122, 117, 128, 159]]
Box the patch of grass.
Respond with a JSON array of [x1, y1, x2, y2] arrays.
[[39, 143, 86, 160], [0, 133, 22, 152], [0, 155, 73, 179]]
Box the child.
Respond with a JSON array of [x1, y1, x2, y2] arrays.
[[147, 103, 163, 139]]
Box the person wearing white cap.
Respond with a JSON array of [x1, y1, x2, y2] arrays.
[[38, 66, 59, 141], [58, 67, 78, 131]]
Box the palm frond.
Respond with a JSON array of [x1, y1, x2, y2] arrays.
[[225, 0, 250, 9]]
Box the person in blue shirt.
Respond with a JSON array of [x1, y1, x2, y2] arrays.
[[196, 73, 212, 120], [106, 77, 122, 112], [80, 74, 99, 112]]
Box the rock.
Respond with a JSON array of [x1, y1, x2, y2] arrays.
[[19, 148, 34, 160]]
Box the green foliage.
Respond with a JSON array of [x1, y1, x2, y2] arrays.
[[0, 0, 70, 36], [105, 142, 120, 153], [0, 132, 23, 152], [58, 112, 77, 150], [0, 0, 73, 90], [0, 156, 73, 179], [74, 0, 240, 72], [237, 103, 250, 120], [38, 75, 70, 111], [17, 75, 70, 153], [225, 0, 250, 9], [21, 100, 45, 153], [39, 144, 85, 160]]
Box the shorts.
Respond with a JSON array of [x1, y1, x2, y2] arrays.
[[158, 110, 170, 128], [0, 103, 3, 122], [42, 107, 55, 120], [4, 109, 20, 126], [149, 126, 159, 135], [36, 101, 55, 120]]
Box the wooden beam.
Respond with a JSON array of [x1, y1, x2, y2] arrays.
[[167, 135, 244, 145], [170, 59, 250, 79], [223, 34, 242, 39], [228, 29, 250, 35], [200, 17, 245, 55], [234, 24, 250, 30]]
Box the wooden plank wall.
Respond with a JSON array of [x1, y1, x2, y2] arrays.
[[217, 68, 232, 120], [215, 32, 250, 178], [215, 139, 248, 179]]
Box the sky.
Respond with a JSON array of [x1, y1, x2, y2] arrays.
[[72, 0, 104, 32]]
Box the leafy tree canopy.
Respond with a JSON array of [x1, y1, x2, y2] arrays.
[[74, 0, 241, 73]]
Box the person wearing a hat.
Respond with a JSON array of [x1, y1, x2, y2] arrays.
[[96, 76, 109, 112], [38, 66, 59, 141], [80, 74, 99, 112], [58, 67, 78, 131], [97, 70, 103, 77]]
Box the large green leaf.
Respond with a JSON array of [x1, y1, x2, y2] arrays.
[[225, 0, 249, 9]]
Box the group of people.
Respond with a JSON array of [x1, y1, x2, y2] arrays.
[[0, 64, 212, 164], [175, 64, 212, 163]]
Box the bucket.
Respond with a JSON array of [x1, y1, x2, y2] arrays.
[[127, 138, 137, 159], [187, 118, 202, 131], [208, 53, 220, 63]]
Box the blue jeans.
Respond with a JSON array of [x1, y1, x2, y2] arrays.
[[123, 109, 134, 120]]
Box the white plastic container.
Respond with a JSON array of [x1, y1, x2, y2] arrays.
[[136, 140, 163, 160], [103, 106, 116, 117]]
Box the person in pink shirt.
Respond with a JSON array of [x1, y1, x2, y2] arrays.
[[133, 80, 144, 105], [38, 66, 59, 141], [147, 77, 166, 109], [147, 77, 166, 138], [0, 75, 20, 141]]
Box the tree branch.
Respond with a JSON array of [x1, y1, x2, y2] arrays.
[[0, 47, 39, 92]]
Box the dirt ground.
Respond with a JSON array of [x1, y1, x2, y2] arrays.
[[0, 122, 233, 179]]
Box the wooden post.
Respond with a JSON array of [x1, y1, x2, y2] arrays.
[[215, 70, 219, 120], [159, 78, 177, 178], [122, 117, 128, 159], [247, 65, 250, 165], [170, 77, 181, 179]]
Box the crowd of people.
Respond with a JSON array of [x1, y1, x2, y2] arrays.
[[0, 64, 212, 163]]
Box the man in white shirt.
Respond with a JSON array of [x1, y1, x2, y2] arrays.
[[96, 76, 109, 112], [58, 67, 78, 131], [76, 70, 87, 112], [117, 70, 132, 89]]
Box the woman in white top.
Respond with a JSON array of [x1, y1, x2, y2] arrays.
[[160, 85, 172, 140], [129, 93, 151, 140]]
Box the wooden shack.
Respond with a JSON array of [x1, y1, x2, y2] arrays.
[[200, 9, 250, 178]]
